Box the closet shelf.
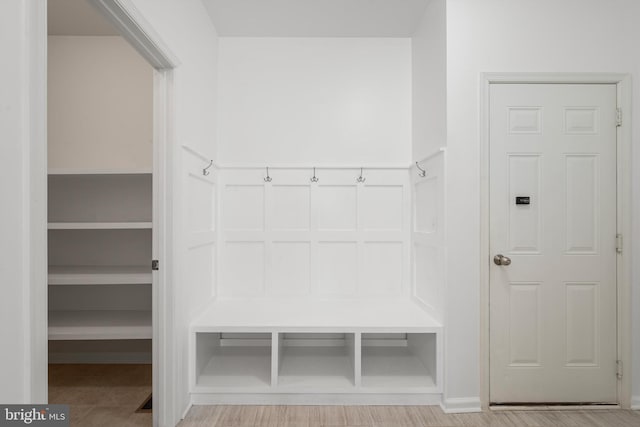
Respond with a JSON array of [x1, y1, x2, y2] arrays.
[[48, 222, 152, 230], [48, 168, 152, 175], [48, 265, 152, 285], [48, 310, 152, 340]]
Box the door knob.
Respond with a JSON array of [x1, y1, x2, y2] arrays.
[[493, 254, 511, 266]]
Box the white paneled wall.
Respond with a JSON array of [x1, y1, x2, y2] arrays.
[[412, 150, 446, 323], [218, 168, 410, 298], [183, 146, 217, 312]]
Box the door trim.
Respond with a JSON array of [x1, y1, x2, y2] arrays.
[[479, 73, 632, 409], [32, 1, 179, 426]]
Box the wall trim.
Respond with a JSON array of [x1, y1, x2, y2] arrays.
[[191, 393, 443, 406], [479, 72, 633, 409], [440, 397, 482, 413], [215, 163, 412, 170], [88, 0, 179, 69], [25, 0, 48, 405]]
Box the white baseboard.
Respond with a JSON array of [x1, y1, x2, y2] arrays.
[[190, 393, 442, 406], [631, 396, 640, 410], [440, 397, 482, 413]]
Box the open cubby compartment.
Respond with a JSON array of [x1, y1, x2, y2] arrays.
[[361, 332, 439, 391], [195, 332, 273, 390], [276, 333, 356, 390], [48, 173, 152, 223]]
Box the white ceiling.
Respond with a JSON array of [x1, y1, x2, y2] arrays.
[[48, 0, 119, 36], [202, 0, 431, 37]]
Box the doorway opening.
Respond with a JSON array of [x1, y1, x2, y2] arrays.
[[43, 0, 177, 425]]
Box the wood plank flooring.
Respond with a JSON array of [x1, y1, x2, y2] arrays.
[[178, 405, 640, 427], [48, 365, 640, 426]]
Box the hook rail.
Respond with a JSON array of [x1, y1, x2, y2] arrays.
[[203, 160, 214, 176], [416, 161, 427, 178], [310, 167, 319, 183]]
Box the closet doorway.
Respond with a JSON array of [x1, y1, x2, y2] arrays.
[[44, 1, 177, 426]]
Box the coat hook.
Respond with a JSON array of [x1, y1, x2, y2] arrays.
[[416, 161, 427, 178], [203, 160, 213, 176], [356, 167, 366, 183], [310, 167, 319, 183], [264, 166, 272, 183]]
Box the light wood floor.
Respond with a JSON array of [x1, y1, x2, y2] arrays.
[[178, 405, 640, 427], [48, 365, 640, 427], [49, 364, 152, 427]]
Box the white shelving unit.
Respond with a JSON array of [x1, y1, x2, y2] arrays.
[[48, 265, 151, 285], [190, 299, 442, 401], [48, 222, 152, 230], [48, 172, 152, 351], [49, 310, 152, 340]]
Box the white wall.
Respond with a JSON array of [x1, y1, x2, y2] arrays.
[[48, 36, 153, 171], [0, 0, 46, 404], [217, 38, 412, 165], [127, 1, 220, 423], [0, 0, 30, 404], [412, 0, 446, 161], [444, 0, 640, 408]]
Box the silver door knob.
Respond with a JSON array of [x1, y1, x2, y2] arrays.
[[493, 254, 511, 266]]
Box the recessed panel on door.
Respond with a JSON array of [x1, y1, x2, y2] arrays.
[[508, 283, 541, 366], [565, 155, 599, 254], [508, 155, 541, 253], [565, 283, 599, 366]]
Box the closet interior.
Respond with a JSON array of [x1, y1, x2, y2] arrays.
[[47, 1, 154, 364]]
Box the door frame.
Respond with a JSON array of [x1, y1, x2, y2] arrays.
[[31, 0, 180, 425], [479, 73, 632, 409]]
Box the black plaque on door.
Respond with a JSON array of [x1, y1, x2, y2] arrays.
[[515, 196, 531, 205]]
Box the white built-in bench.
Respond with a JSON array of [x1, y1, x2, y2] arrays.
[[190, 298, 442, 405]]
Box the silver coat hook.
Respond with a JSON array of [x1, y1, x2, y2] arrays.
[[203, 160, 213, 176], [416, 161, 427, 178], [264, 167, 272, 183], [356, 167, 366, 183], [310, 167, 319, 183]]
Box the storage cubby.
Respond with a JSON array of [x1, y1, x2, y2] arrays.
[[361, 333, 438, 390], [276, 333, 356, 389], [195, 332, 272, 389]]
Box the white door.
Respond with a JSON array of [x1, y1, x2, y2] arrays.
[[489, 84, 618, 403]]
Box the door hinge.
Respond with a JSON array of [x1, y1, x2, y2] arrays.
[[616, 108, 622, 127], [617, 360, 623, 380], [616, 234, 623, 254], [152, 260, 159, 271]]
